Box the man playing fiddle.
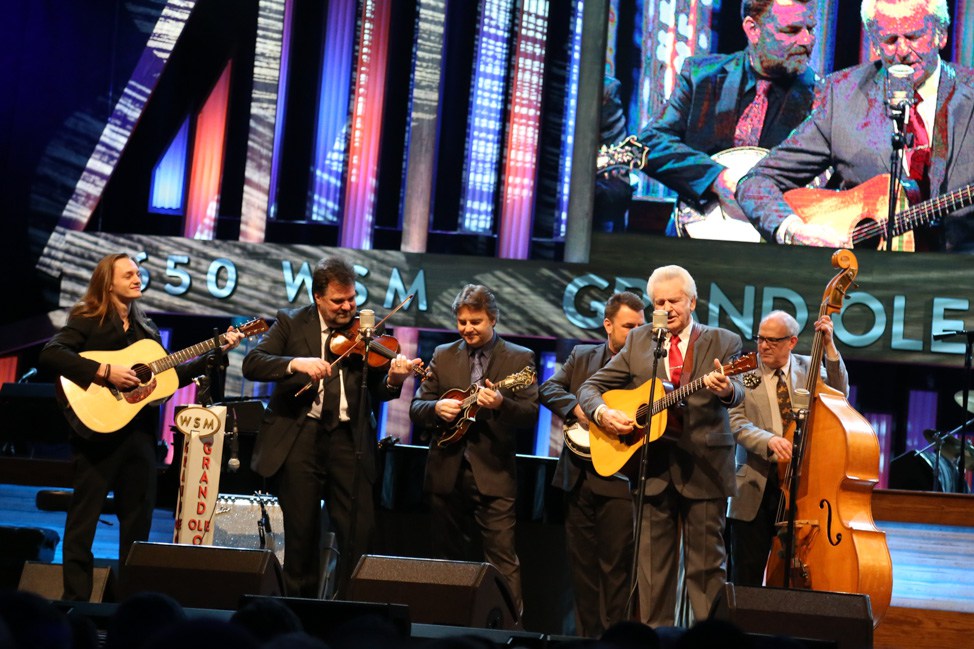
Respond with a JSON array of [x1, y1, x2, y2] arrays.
[[242, 256, 420, 597]]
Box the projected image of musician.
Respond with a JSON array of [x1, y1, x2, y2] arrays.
[[538, 291, 645, 636], [409, 284, 538, 616], [737, 0, 974, 251], [726, 311, 848, 587], [241, 256, 418, 598], [577, 266, 744, 627], [601, 0, 818, 242], [39, 253, 244, 601]]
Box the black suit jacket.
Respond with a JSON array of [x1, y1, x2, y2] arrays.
[[40, 311, 207, 439], [410, 336, 538, 499], [636, 49, 818, 208], [241, 305, 402, 481], [539, 342, 631, 498]]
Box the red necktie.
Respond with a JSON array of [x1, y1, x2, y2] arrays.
[[668, 336, 684, 386], [907, 92, 931, 197], [734, 79, 771, 147]]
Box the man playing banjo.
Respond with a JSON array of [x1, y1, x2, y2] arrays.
[[538, 291, 645, 636]]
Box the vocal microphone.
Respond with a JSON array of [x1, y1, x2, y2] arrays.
[[652, 309, 668, 343], [227, 408, 241, 472], [359, 308, 375, 340], [886, 64, 914, 125], [17, 367, 38, 383], [793, 388, 811, 419]]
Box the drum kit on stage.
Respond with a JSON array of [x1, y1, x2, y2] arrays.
[[889, 391, 974, 493]]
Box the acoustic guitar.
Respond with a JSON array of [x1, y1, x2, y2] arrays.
[[60, 318, 268, 433], [589, 353, 756, 477], [436, 366, 536, 447]]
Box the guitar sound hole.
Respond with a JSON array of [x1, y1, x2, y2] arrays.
[[133, 364, 153, 384]]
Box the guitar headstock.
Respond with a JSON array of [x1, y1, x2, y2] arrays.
[[596, 135, 649, 174], [236, 318, 270, 338], [724, 352, 758, 376], [502, 366, 537, 391]]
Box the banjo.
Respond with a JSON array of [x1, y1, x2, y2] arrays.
[[563, 421, 592, 459]]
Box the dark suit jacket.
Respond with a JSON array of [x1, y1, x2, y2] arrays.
[[738, 60, 974, 250], [539, 342, 631, 498], [40, 311, 207, 439], [728, 354, 848, 522], [410, 336, 538, 499], [241, 305, 402, 481], [636, 49, 819, 208], [577, 323, 744, 499]]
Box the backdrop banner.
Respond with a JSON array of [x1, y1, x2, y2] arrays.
[[40, 228, 973, 366]]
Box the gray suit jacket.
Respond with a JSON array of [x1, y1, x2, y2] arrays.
[[738, 60, 974, 251], [577, 323, 744, 499], [410, 336, 538, 499], [540, 342, 631, 498], [727, 354, 848, 522]]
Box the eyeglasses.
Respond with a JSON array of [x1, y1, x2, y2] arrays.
[[754, 335, 792, 346]]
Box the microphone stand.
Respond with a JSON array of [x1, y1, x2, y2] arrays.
[[781, 391, 810, 588], [934, 330, 974, 492], [885, 100, 910, 251], [343, 319, 374, 599], [625, 326, 667, 619]]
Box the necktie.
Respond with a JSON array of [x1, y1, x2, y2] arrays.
[[734, 79, 771, 147], [775, 368, 793, 425], [906, 92, 931, 197], [668, 337, 684, 386], [470, 349, 484, 386]]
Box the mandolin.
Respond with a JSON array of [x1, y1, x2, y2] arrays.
[[436, 366, 536, 447]]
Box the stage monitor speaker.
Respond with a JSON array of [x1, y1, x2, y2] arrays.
[[122, 542, 283, 609], [711, 584, 873, 649], [18, 562, 114, 603], [347, 555, 521, 630]]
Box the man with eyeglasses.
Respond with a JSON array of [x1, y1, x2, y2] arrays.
[[726, 310, 847, 585]]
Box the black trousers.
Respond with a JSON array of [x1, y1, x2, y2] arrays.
[[63, 428, 157, 601], [563, 474, 634, 637], [275, 418, 374, 598], [430, 458, 522, 613], [728, 470, 782, 587]]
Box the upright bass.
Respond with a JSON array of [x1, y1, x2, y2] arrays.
[[765, 250, 893, 626]]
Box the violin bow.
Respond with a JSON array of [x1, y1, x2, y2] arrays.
[[294, 294, 415, 396]]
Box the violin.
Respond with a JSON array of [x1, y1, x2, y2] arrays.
[[329, 316, 430, 381]]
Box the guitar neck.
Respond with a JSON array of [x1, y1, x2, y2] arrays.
[[652, 375, 708, 415], [892, 184, 974, 237], [150, 333, 227, 374]]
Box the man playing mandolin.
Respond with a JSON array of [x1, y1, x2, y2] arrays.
[[409, 284, 538, 616], [577, 265, 744, 627]]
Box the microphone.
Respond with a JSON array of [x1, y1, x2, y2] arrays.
[[652, 309, 668, 343], [886, 64, 914, 123], [359, 308, 375, 340], [793, 388, 811, 419], [17, 367, 37, 383], [227, 409, 240, 472]]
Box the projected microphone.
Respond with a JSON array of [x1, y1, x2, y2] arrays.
[[227, 409, 240, 472], [886, 64, 914, 124], [652, 309, 668, 343], [359, 308, 375, 340], [17, 367, 37, 383], [793, 388, 811, 419]]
